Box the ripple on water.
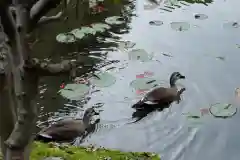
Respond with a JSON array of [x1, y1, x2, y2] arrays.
[[223, 21, 240, 29]]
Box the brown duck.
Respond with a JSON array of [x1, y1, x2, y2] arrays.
[[35, 108, 99, 142], [132, 72, 186, 109]]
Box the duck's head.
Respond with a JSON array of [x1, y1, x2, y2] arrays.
[[170, 72, 185, 87], [83, 108, 100, 125], [171, 72, 185, 79]]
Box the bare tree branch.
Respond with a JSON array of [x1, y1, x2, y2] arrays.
[[38, 11, 63, 25], [30, 0, 63, 27], [0, 0, 74, 159]]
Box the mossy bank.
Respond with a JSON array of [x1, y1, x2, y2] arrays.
[[0, 141, 160, 160]]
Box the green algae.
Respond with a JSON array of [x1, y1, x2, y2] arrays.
[[29, 141, 160, 160]]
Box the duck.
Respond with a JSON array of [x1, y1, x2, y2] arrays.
[[132, 72, 186, 109], [35, 108, 100, 142]]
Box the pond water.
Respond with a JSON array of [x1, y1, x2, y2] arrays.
[[36, 0, 240, 160]]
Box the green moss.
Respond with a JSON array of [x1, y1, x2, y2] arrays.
[[0, 142, 160, 160], [30, 141, 160, 160]]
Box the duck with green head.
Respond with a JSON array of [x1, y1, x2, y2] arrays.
[[132, 72, 186, 109], [35, 108, 100, 142]]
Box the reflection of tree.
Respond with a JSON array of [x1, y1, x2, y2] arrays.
[[179, 0, 213, 5], [161, 0, 213, 12], [32, 0, 136, 60], [36, 0, 136, 136]]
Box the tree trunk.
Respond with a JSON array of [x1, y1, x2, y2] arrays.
[[0, 0, 76, 159]]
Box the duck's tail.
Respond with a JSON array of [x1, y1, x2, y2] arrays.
[[34, 133, 53, 143], [132, 98, 146, 109]]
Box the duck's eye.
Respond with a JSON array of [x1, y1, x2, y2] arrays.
[[175, 73, 181, 77]]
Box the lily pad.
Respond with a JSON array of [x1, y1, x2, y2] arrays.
[[80, 26, 97, 35], [223, 21, 240, 29], [128, 49, 151, 61], [105, 16, 125, 25], [130, 77, 164, 90], [209, 103, 237, 118], [194, 14, 208, 20], [56, 33, 76, 43], [71, 29, 85, 40], [91, 23, 111, 32], [149, 20, 163, 26], [59, 83, 90, 101], [90, 72, 116, 87], [71, 27, 96, 40], [170, 22, 190, 31]]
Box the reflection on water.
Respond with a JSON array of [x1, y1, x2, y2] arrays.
[[36, 0, 240, 160]]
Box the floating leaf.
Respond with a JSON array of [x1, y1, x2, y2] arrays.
[[209, 103, 237, 118], [71, 29, 85, 40], [128, 49, 151, 61], [90, 72, 116, 87], [223, 21, 240, 29], [194, 14, 208, 20], [71, 27, 96, 40], [130, 77, 163, 90], [149, 20, 163, 26], [105, 16, 125, 25], [59, 83, 90, 100], [80, 26, 97, 35], [91, 23, 111, 33], [170, 22, 190, 31], [56, 33, 76, 43]]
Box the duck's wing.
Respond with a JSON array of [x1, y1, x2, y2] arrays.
[[146, 87, 178, 102], [39, 121, 86, 141]]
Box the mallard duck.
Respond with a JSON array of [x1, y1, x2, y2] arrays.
[[132, 72, 186, 109], [35, 108, 99, 142]]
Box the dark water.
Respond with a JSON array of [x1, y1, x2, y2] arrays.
[[37, 0, 240, 160]]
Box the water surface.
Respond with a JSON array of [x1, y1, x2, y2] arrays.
[[37, 0, 240, 160]]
